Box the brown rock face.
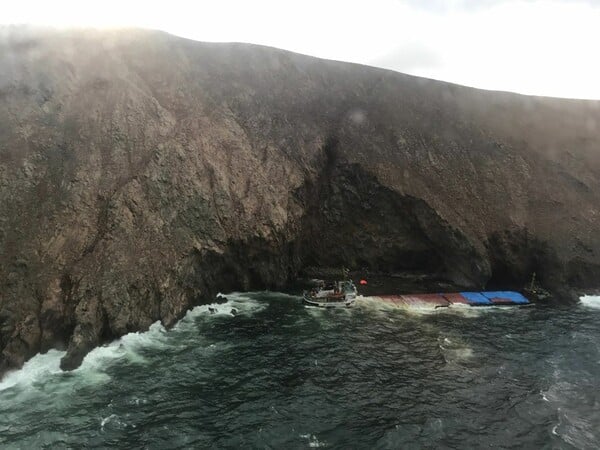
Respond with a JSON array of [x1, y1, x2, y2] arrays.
[[1, 27, 599, 376]]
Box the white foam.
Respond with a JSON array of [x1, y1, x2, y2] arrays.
[[74, 321, 171, 374], [0, 337, 145, 397], [438, 335, 474, 362], [175, 293, 266, 328], [0, 322, 175, 396], [407, 305, 453, 316], [353, 296, 401, 316], [0, 293, 266, 397], [77, 297, 255, 369], [0, 349, 64, 392], [580, 295, 600, 309], [300, 434, 328, 448], [100, 413, 128, 431], [225, 292, 268, 313], [120, 321, 172, 358]]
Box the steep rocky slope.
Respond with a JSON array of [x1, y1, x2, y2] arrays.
[[1, 27, 599, 376]]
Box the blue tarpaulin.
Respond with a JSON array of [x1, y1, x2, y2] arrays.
[[482, 291, 529, 304], [460, 292, 493, 305]]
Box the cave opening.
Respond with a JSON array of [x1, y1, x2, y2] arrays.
[[297, 156, 476, 287]]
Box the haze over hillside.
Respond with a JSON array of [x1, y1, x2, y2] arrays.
[[4, 0, 600, 99]]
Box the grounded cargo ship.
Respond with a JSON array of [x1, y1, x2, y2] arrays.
[[368, 291, 530, 309]]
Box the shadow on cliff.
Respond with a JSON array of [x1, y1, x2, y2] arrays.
[[485, 229, 585, 303], [292, 138, 489, 290]]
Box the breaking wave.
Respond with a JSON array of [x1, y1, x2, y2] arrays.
[[0, 349, 64, 393], [0, 295, 264, 398], [580, 295, 600, 309]]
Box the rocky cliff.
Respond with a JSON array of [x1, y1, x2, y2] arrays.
[[1, 27, 599, 377]]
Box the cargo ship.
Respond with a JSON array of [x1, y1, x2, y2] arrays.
[[368, 291, 530, 308]]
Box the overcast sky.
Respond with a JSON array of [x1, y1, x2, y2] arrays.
[[3, 0, 600, 99]]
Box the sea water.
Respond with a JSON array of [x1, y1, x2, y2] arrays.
[[1, 293, 600, 448]]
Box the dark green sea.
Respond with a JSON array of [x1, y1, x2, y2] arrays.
[[1, 293, 600, 449]]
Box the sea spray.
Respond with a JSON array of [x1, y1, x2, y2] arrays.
[[580, 295, 600, 309]]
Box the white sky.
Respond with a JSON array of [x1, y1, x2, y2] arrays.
[[3, 0, 600, 99]]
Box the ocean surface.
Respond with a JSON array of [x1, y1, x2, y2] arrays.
[[1, 293, 600, 449]]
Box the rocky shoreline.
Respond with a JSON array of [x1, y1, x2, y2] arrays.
[[1, 27, 599, 378]]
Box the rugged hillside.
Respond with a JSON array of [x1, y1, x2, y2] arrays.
[[1, 27, 599, 376]]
